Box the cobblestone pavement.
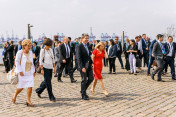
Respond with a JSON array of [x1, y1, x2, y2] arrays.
[[1, 59, 176, 117]]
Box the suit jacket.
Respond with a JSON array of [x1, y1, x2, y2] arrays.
[[108, 45, 117, 58], [14, 45, 22, 56], [55, 46, 61, 69], [78, 43, 93, 70], [87, 42, 93, 52], [75, 43, 80, 61], [116, 42, 122, 56], [152, 41, 163, 59], [69, 42, 75, 55], [165, 42, 176, 58], [141, 38, 147, 54], [3, 47, 8, 59], [7, 44, 14, 60], [149, 39, 157, 56], [58, 43, 73, 63], [32, 46, 41, 59]]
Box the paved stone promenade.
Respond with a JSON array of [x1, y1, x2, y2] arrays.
[[1, 60, 176, 117]]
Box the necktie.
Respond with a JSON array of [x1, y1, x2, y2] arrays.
[[160, 43, 165, 54], [34, 47, 36, 52], [66, 44, 70, 58], [84, 44, 89, 55]]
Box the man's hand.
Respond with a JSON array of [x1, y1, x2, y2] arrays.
[[63, 60, 66, 63], [41, 69, 44, 75], [19, 72, 24, 76], [54, 67, 56, 74], [82, 68, 86, 73], [146, 48, 148, 50]]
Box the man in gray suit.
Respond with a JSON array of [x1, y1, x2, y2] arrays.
[[151, 34, 165, 82]]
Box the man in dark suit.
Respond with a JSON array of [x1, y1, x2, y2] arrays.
[[57, 37, 77, 83], [141, 34, 149, 67], [78, 34, 94, 100], [164, 36, 176, 80], [144, 37, 151, 67], [115, 37, 124, 69], [73, 37, 82, 73], [151, 34, 165, 82], [147, 38, 157, 76], [32, 42, 41, 66], [14, 41, 22, 56], [3, 42, 10, 73], [68, 37, 75, 69], [7, 40, 15, 70]]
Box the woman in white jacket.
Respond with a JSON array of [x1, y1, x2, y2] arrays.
[[12, 39, 35, 107]]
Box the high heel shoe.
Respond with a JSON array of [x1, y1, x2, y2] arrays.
[[90, 89, 96, 95], [26, 102, 34, 107], [103, 90, 109, 97], [12, 98, 16, 104]]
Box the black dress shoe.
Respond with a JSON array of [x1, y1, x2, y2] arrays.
[[157, 80, 165, 82], [58, 80, 63, 82], [71, 79, 77, 83], [37, 93, 41, 98], [82, 95, 89, 100], [121, 67, 125, 69], [151, 74, 155, 80], [136, 71, 139, 73], [54, 74, 58, 77], [172, 78, 176, 80], [50, 98, 56, 102], [108, 72, 112, 74]]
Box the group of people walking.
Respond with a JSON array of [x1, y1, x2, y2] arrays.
[[3, 33, 176, 107]]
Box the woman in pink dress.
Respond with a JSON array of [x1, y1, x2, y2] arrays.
[[91, 42, 109, 96]]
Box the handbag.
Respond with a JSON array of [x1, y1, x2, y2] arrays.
[[7, 52, 23, 85], [35, 59, 41, 73], [35, 49, 46, 73]]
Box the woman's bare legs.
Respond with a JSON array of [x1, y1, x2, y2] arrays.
[[12, 88, 23, 103], [27, 87, 34, 106], [91, 79, 97, 94], [99, 79, 109, 96]]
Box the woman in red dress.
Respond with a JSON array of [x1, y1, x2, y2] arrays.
[[91, 42, 109, 96]]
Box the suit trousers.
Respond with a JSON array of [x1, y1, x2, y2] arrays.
[[73, 59, 78, 73], [164, 56, 175, 79], [58, 58, 74, 81], [80, 68, 94, 95], [103, 58, 108, 67], [109, 57, 116, 72], [3, 58, 10, 73], [143, 53, 149, 67], [147, 55, 155, 74], [116, 54, 124, 68], [152, 59, 164, 81], [35, 68, 55, 100], [9, 58, 14, 70]]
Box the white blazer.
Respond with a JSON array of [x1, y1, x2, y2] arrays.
[[15, 50, 35, 75]]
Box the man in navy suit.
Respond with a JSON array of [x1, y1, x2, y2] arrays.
[[164, 36, 176, 80], [141, 34, 149, 67], [115, 37, 124, 69], [147, 38, 157, 76]]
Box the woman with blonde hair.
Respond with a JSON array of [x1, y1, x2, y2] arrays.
[[91, 42, 109, 96], [12, 39, 35, 107]]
